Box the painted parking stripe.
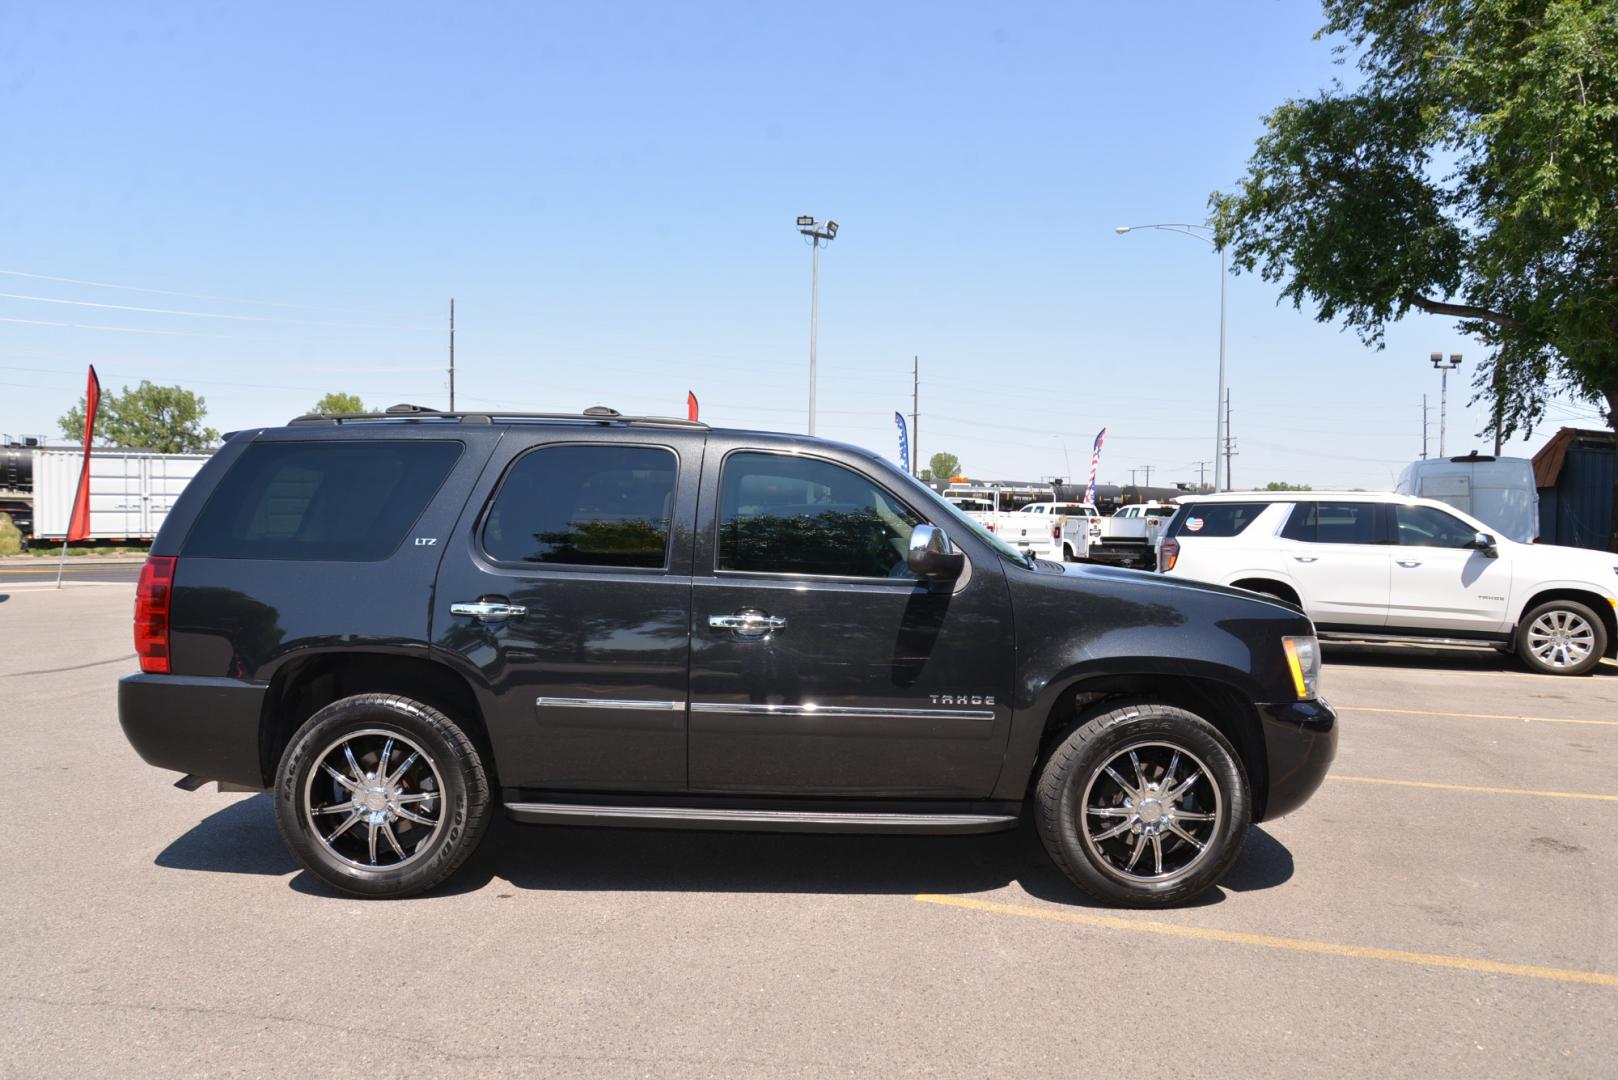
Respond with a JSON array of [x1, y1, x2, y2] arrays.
[[1329, 774, 1618, 803], [1339, 705, 1618, 728], [915, 894, 1618, 988]]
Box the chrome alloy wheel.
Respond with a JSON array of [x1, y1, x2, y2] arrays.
[[303, 728, 445, 871], [1079, 741, 1222, 885], [1526, 610, 1597, 670]]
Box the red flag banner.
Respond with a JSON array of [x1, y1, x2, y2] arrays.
[[687, 391, 699, 421], [66, 366, 100, 542]]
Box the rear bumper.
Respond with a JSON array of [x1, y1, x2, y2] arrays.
[[118, 673, 269, 790], [1255, 697, 1337, 821]]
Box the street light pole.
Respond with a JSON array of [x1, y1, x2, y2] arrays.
[[1430, 352, 1462, 456], [1116, 223, 1227, 491], [796, 215, 839, 435]]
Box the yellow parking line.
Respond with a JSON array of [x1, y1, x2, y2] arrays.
[[915, 895, 1618, 988], [1339, 705, 1618, 728], [1329, 774, 1618, 802]]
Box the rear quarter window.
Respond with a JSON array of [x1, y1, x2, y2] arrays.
[[183, 440, 462, 561], [1167, 502, 1268, 539]]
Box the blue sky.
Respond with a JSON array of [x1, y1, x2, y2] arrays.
[[1, 1, 1604, 488]]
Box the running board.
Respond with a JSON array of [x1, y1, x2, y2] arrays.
[[504, 801, 1020, 835], [1318, 631, 1507, 649]]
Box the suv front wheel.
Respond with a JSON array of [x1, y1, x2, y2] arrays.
[[1036, 701, 1251, 907], [274, 693, 492, 898], [1516, 599, 1609, 676]]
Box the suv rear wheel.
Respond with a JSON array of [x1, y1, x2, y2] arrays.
[[274, 693, 492, 898], [1516, 599, 1608, 676], [1035, 701, 1250, 907]]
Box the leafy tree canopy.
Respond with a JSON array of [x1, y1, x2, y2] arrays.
[[1212, 0, 1618, 544], [928, 451, 961, 480], [58, 380, 219, 453], [1264, 481, 1314, 491], [311, 392, 365, 416]]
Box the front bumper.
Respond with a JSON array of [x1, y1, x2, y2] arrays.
[[118, 673, 269, 790], [1255, 697, 1337, 821]]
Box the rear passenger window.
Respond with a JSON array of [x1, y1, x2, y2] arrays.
[[184, 440, 462, 561], [1281, 502, 1381, 544], [482, 444, 676, 568], [718, 452, 921, 578], [1170, 502, 1266, 538]]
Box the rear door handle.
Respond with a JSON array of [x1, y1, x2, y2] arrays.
[[1396, 559, 1423, 568], [1292, 556, 1318, 563], [708, 611, 786, 638], [450, 600, 528, 621]]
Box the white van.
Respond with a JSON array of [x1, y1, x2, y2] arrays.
[[1395, 454, 1539, 543]]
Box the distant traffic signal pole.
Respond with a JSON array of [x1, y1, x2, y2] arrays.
[[796, 215, 838, 435], [1116, 223, 1228, 491]]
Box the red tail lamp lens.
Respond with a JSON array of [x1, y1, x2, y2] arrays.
[[134, 556, 176, 674]]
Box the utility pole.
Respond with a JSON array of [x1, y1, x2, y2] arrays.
[[1431, 352, 1462, 456], [1492, 359, 1506, 456], [795, 216, 839, 435], [911, 355, 920, 477], [448, 298, 456, 411], [1223, 389, 1238, 490], [1192, 460, 1210, 490], [1140, 465, 1153, 488], [1129, 468, 1138, 488], [1421, 395, 1429, 459]]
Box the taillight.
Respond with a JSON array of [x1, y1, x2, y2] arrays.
[[1052, 524, 1061, 541], [1159, 537, 1180, 573], [134, 555, 176, 673], [986, 523, 995, 532]]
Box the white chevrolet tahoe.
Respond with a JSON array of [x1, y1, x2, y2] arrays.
[[1157, 491, 1618, 676]]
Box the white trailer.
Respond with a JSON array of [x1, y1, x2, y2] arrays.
[[29, 447, 211, 541]]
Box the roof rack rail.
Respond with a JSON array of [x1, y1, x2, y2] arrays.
[[288, 403, 710, 430]]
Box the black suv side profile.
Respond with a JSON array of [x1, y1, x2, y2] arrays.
[[119, 407, 1336, 906]]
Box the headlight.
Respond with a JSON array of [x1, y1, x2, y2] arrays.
[[1281, 635, 1320, 700]]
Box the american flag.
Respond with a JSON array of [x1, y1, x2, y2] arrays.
[[1084, 427, 1106, 506]]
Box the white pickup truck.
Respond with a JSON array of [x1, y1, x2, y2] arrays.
[[998, 501, 1100, 561], [1083, 501, 1177, 568]]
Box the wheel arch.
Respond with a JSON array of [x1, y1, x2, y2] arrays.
[[257, 649, 495, 788], [1515, 588, 1618, 658], [1228, 576, 1303, 609], [1026, 672, 1272, 819]]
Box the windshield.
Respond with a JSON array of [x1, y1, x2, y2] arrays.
[[894, 471, 1033, 566]]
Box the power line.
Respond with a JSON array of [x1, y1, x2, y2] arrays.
[[0, 268, 439, 322], [0, 291, 436, 331]]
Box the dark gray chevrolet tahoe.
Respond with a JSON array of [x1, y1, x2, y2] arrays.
[[119, 406, 1336, 906]]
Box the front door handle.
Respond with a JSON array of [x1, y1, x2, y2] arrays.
[[1396, 559, 1423, 568], [450, 600, 528, 621], [1292, 556, 1318, 563], [708, 610, 786, 638]]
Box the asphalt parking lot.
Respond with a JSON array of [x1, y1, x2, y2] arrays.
[[2, 583, 1615, 1078]]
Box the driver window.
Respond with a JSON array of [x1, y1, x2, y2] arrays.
[[1395, 504, 1478, 548], [718, 452, 922, 578]]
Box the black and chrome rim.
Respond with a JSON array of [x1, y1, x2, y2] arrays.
[[1526, 610, 1596, 669], [303, 728, 445, 871], [1079, 741, 1222, 885]]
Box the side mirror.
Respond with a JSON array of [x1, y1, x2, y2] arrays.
[[1470, 531, 1498, 557], [908, 524, 965, 580]]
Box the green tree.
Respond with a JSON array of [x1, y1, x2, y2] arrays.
[[310, 392, 365, 416], [1211, 0, 1618, 548], [927, 451, 961, 481], [1264, 481, 1313, 491], [58, 380, 219, 453]]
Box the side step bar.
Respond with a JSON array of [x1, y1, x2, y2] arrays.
[[1318, 631, 1509, 649], [504, 802, 1020, 835]]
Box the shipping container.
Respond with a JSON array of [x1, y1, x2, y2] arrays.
[[1533, 428, 1617, 552], [29, 447, 211, 541]]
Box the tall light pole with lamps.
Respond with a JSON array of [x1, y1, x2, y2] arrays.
[[1431, 352, 1462, 455], [1115, 223, 1228, 491], [796, 215, 839, 435]]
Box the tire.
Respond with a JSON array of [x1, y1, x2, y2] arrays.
[[1062, 544, 1075, 562], [274, 693, 492, 898], [1515, 599, 1608, 676], [1036, 700, 1251, 907]]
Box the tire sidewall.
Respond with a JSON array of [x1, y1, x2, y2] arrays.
[[1041, 704, 1251, 907], [274, 695, 483, 898], [1517, 600, 1608, 677]]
